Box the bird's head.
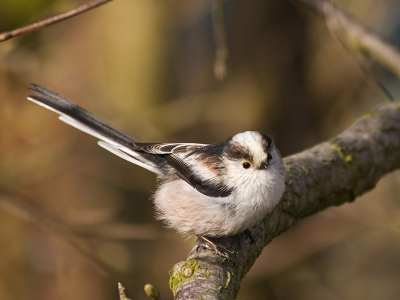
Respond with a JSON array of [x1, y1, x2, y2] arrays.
[[222, 131, 285, 190]]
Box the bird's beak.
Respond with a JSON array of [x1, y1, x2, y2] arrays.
[[258, 161, 268, 170]]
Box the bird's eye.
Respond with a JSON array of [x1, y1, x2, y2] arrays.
[[242, 161, 251, 169], [267, 153, 272, 160]]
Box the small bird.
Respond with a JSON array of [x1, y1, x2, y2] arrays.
[[27, 84, 285, 243]]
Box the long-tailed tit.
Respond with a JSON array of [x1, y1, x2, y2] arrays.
[[27, 84, 285, 240]]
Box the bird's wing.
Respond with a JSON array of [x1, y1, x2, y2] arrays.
[[164, 153, 234, 197], [27, 83, 167, 174], [28, 84, 233, 197], [133, 142, 206, 155]]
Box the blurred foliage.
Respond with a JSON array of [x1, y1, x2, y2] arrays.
[[0, 0, 400, 299]]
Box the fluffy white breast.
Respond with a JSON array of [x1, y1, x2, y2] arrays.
[[153, 179, 240, 237], [153, 131, 286, 237]]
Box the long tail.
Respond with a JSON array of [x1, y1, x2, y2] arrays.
[[28, 83, 139, 145], [27, 83, 165, 174]]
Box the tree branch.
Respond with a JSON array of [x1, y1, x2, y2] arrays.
[[170, 101, 400, 299], [295, 0, 400, 80], [0, 0, 113, 42]]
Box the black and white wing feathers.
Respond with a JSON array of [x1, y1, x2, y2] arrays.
[[28, 83, 137, 145], [134, 143, 206, 154], [28, 83, 166, 174], [27, 84, 232, 197]]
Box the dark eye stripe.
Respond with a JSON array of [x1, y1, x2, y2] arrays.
[[225, 143, 253, 161]]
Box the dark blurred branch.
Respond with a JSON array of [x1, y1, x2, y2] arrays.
[[0, 0, 113, 42], [0, 193, 72, 235], [0, 193, 163, 240], [295, 0, 400, 80], [0, 191, 169, 282], [0, 192, 118, 276], [70, 223, 167, 240], [170, 101, 400, 299], [212, 0, 229, 80]]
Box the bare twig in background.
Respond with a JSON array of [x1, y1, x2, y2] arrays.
[[0, 0, 229, 81], [0, 192, 120, 277], [118, 283, 131, 300], [296, 0, 400, 82], [0, 0, 113, 42], [70, 223, 167, 240], [212, 0, 229, 80], [170, 101, 400, 299], [0, 193, 73, 235], [0, 192, 163, 241], [320, 1, 394, 100], [0, 191, 171, 281]]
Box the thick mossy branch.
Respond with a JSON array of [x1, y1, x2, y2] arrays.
[[170, 101, 400, 300]]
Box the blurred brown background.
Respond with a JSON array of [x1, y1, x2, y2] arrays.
[[1, 0, 400, 299]]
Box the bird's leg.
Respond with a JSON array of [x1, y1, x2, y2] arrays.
[[196, 235, 229, 259]]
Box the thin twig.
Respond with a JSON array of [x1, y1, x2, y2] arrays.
[[0, 190, 158, 281], [295, 0, 400, 83], [0, 191, 163, 241], [0, 192, 119, 276], [119, 283, 132, 300], [0, 0, 113, 42], [322, 1, 394, 100]]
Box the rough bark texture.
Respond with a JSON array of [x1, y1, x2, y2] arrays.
[[169, 101, 400, 300]]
